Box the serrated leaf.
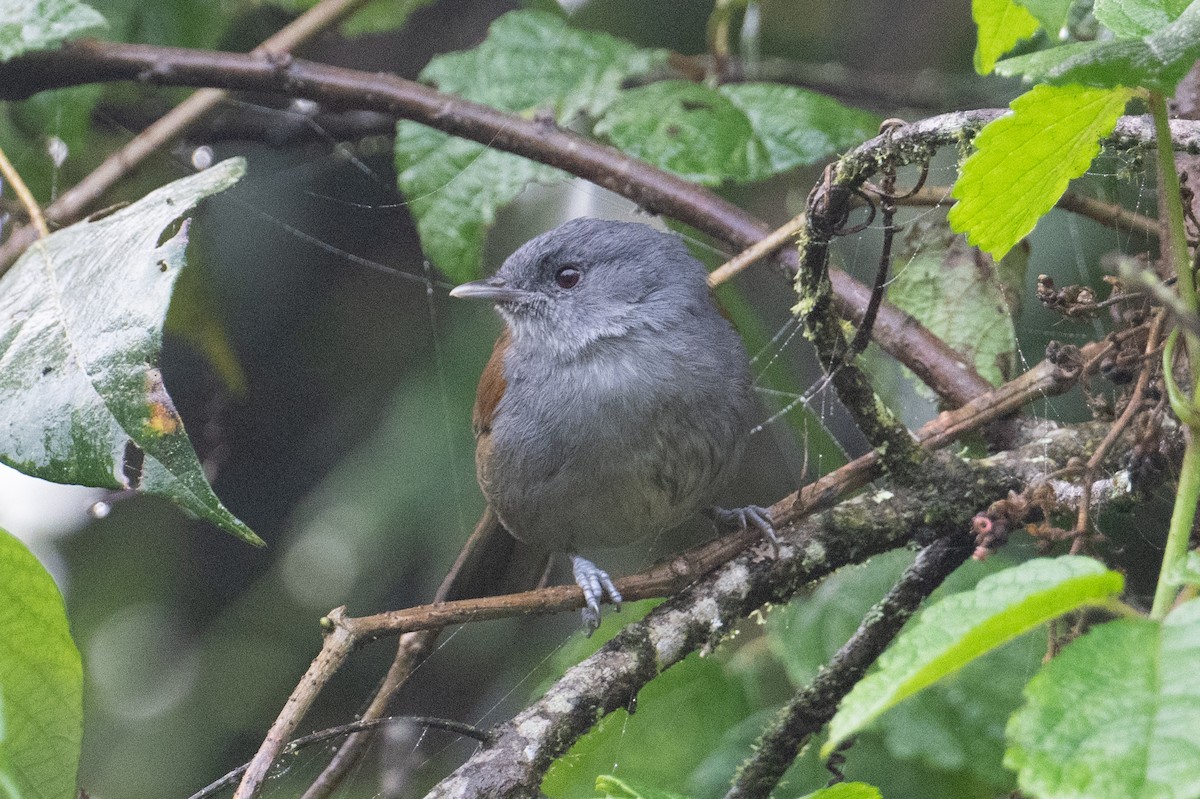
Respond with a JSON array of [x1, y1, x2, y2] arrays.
[[876, 634, 1042, 789], [885, 225, 1021, 386], [1005, 599, 1200, 799], [799, 784, 883, 799], [769, 550, 1036, 793], [596, 81, 880, 186], [716, 83, 880, 179], [0, 0, 105, 62], [973, 0, 1042, 74], [996, 0, 1200, 89], [394, 124, 566, 283], [1095, 0, 1192, 37], [395, 9, 665, 279], [948, 84, 1135, 259], [0, 529, 82, 799], [823, 556, 1124, 755], [595, 81, 753, 186], [420, 10, 666, 120], [0, 158, 262, 545]]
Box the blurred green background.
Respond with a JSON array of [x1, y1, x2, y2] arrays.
[[0, 0, 1170, 797]]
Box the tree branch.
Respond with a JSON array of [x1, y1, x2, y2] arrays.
[[423, 420, 1127, 799], [0, 0, 376, 274], [230, 328, 1104, 797], [725, 533, 973, 799], [0, 40, 992, 407]]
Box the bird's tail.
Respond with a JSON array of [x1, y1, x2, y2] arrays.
[[435, 505, 552, 602]]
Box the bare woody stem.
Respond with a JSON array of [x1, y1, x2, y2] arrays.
[[420, 421, 1128, 799], [0, 0, 376, 272], [0, 41, 994, 406], [226, 327, 1106, 798], [725, 533, 973, 799]]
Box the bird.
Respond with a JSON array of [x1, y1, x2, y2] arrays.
[[448, 217, 775, 630]]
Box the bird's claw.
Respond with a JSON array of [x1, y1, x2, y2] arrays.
[[572, 555, 623, 634], [708, 504, 780, 556]]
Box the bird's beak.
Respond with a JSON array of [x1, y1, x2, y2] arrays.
[[449, 277, 531, 303]]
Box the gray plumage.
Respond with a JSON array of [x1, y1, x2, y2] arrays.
[[483, 218, 753, 550], [451, 217, 768, 629]]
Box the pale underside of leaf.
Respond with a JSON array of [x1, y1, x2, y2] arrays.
[[0, 158, 260, 544]]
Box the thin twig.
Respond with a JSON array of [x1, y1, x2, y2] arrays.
[[707, 211, 806, 287], [233, 620, 356, 799], [1073, 313, 1163, 552], [231, 333, 1110, 799], [0, 145, 49, 238], [0, 43, 1024, 406], [846, 154, 903, 358], [897, 186, 1160, 238], [298, 629, 440, 799], [725, 533, 973, 799], [190, 714, 486, 799], [0, 0, 375, 274]]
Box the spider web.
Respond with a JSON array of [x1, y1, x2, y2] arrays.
[[16, 71, 1168, 799]]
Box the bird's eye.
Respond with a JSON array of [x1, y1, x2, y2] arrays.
[[554, 266, 582, 289]]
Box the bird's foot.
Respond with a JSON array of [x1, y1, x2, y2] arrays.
[[571, 555, 623, 634], [707, 504, 779, 556]]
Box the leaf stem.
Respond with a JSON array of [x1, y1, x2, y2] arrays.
[[1151, 433, 1200, 620], [1150, 92, 1200, 368], [1149, 91, 1200, 621]]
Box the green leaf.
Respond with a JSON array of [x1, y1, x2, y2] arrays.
[[768, 550, 1038, 793], [1006, 599, 1200, 799], [0, 158, 262, 546], [595, 81, 753, 186], [1015, 0, 1075, 34], [721, 84, 881, 177], [596, 81, 880, 186], [973, 0, 1041, 74], [541, 651, 753, 797], [0, 0, 105, 62], [1094, 0, 1191, 38], [995, 1, 1200, 89], [799, 784, 883, 799], [419, 10, 666, 120], [883, 224, 1022, 386], [594, 775, 690, 799], [875, 634, 1042, 789], [395, 9, 665, 279], [948, 84, 1135, 259], [394, 125, 566, 283], [0, 529, 83, 799], [823, 556, 1124, 755]]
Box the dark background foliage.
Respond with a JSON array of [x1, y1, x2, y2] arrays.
[[3, 1, 1160, 797]]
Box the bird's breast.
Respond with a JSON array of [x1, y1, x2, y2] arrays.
[[480, 340, 749, 553]]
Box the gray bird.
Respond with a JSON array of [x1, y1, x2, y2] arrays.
[[450, 218, 774, 629]]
